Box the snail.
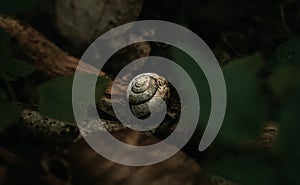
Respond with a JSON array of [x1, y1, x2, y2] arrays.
[[127, 73, 170, 118]]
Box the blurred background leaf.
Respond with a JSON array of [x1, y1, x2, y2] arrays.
[[268, 37, 300, 98], [273, 80, 300, 185], [267, 65, 300, 98], [269, 37, 300, 68], [218, 54, 268, 144], [170, 47, 268, 145], [264, 37, 300, 184], [274, 87, 300, 185]]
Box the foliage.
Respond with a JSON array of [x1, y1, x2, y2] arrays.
[[0, 29, 35, 81], [220, 54, 267, 144], [170, 47, 268, 144], [270, 37, 300, 68], [268, 37, 300, 185], [0, 0, 40, 131], [0, 29, 35, 130], [208, 37, 300, 185], [38, 75, 108, 122]]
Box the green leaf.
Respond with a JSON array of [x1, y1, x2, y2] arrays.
[[267, 65, 300, 97], [38, 76, 74, 122], [274, 88, 300, 155], [208, 151, 277, 185], [219, 54, 267, 144], [170, 49, 267, 144], [0, 0, 41, 15], [267, 38, 300, 97], [274, 87, 300, 185], [269, 40, 300, 184], [1, 58, 35, 79], [269, 45, 300, 183], [270, 37, 300, 68], [38, 75, 108, 122]]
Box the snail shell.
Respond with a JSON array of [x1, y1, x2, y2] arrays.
[[128, 73, 170, 118]]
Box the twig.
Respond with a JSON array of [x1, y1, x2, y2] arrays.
[[280, 2, 291, 35], [0, 146, 26, 164], [222, 37, 242, 57]]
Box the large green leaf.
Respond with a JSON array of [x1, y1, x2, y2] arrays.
[[267, 65, 300, 98], [268, 38, 300, 184], [268, 37, 300, 98], [274, 87, 300, 185], [170, 48, 267, 144], [219, 54, 267, 144], [38, 75, 108, 122]]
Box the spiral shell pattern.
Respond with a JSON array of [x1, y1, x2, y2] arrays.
[[128, 73, 170, 118]]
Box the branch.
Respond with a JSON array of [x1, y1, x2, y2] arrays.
[[0, 16, 104, 77]]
